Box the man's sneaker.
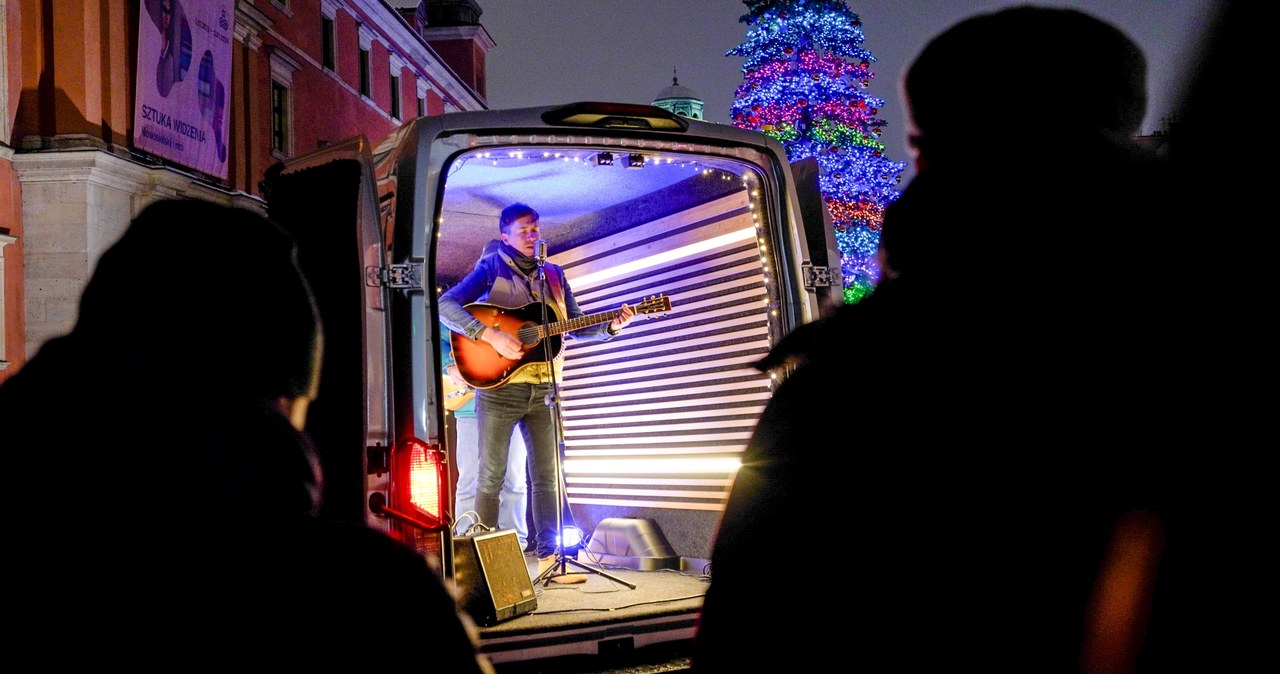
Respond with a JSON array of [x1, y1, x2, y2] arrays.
[[537, 554, 586, 584]]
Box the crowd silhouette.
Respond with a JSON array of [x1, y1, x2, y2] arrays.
[[0, 199, 492, 669], [694, 3, 1259, 673], [0, 2, 1260, 671]]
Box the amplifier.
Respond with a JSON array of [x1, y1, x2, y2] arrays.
[[453, 529, 537, 626]]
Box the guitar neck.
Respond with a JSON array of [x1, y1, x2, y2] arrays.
[[538, 307, 622, 339]]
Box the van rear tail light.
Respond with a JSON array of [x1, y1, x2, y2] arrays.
[[385, 437, 449, 532]]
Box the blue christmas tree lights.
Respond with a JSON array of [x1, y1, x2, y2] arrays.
[[730, 0, 905, 303]]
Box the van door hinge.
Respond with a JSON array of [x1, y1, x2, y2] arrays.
[[801, 263, 834, 289], [367, 444, 388, 475], [367, 263, 422, 289]]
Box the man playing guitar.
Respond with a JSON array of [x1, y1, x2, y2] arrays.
[[437, 203, 634, 583]]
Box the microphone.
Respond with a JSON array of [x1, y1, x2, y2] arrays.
[[534, 239, 549, 266]]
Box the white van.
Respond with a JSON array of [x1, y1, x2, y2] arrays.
[[262, 102, 839, 583]]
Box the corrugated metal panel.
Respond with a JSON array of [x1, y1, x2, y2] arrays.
[[553, 190, 777, 512]]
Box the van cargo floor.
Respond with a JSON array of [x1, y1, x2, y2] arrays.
[[476, 554, 707, 670]]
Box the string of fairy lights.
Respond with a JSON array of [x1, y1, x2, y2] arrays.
[[459, 149, 744, 174], [443, 150, 780, 355], [730, 0, 905, 303]]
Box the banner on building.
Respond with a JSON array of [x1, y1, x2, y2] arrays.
[[132, 0, 234, 179]]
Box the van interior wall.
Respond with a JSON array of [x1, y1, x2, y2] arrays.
[[552, 188, 778, 561]]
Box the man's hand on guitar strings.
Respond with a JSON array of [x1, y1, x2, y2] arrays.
[[481, 326, 525, 360], [610, 303, 636, 333]]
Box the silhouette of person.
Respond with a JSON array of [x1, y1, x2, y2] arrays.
[[694, 7, 1173, 673], [149, 0, 190, 97], [1079, 3, 1267, 673], [0, 199, 493, 670]]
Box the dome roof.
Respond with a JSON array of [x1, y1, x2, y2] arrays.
[[655, 77, 700, 102]]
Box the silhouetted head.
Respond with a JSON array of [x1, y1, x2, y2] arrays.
[[903, 5, 1146, 168], [73, 199, 323, 405]]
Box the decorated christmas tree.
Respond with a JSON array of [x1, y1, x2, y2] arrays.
[[729, 0, 905, 303]]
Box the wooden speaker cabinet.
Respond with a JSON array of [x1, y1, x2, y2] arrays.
[[453, 529, 537, 626]]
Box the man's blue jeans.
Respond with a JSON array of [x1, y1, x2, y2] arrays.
[[475, 382, 562, 558]]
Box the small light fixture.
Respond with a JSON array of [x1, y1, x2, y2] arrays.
[[627, 153, 646, 168], [596, 152, 614, 165], [557, 525, 586, 555]]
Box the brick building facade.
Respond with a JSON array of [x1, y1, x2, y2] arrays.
[[0, 0, 491, 381]]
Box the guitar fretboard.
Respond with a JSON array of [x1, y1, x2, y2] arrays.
[[537, 309, 622, 339]]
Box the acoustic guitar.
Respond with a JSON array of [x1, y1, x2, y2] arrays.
[[450, 294, 673, 389]]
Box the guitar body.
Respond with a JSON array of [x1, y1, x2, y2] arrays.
[[451, 302, 564, 389], [450, 294, 672, 389]]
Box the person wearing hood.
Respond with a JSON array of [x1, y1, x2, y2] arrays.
[[694, 7, 1174, 672], [1, 198, 493, 670]]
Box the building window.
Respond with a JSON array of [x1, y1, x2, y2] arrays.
[[271, 80, 290, 154], [321, 16, 336, 71], [267, 46, 301, 156], [358, 48, 371, 97], [417, 80, 430, 118], [389, 74, 401, 120]]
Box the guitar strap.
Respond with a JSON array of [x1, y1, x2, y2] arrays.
[[541, 265, 568, 319]]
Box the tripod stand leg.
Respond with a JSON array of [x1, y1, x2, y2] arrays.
[[562, 556, 636, 589], [531, 552, 636, 589], [532, 551, 583, 584], [533, 555, 583, 585]]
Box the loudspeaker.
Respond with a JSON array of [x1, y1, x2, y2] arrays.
[[453, 529, 537, 626]]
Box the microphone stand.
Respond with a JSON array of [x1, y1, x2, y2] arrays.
[[530, 241, 636, 589]]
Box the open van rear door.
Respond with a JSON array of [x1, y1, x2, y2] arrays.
[[264, 137, 453, 573]]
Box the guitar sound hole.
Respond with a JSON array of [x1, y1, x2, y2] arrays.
[[516, 323, 540, 346]]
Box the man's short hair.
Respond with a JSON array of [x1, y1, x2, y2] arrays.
[[499, 203, 539, 234]]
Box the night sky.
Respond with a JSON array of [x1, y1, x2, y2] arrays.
[[479, 0, 1219, 184]]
